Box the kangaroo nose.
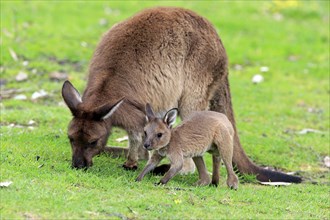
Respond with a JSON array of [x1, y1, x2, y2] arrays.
[[144, 143, 151, 149]]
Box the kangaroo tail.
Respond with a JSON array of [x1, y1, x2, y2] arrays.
[[210, 74, 302, 183], [255, 166, 302, 183]]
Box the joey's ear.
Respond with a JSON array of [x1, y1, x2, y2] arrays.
[[145, 103, 155, 122], [163, 108, 178, 128], [96, 97, 125, 120], [62, 80, 82, 116]]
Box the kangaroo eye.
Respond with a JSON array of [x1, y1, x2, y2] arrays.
[[157, 133, 162, 138], [89, 140, 98, 146], [144, 131, 147, 137], [69, 137, 74, 143]]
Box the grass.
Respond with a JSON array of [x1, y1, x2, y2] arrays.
[[1, 0, 329, 219]]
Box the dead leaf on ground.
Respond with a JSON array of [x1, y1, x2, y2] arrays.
[[288, 55, 299, 62], [273, 12, 284, 21], [307, 107, 323, 114], [9, 48, 18, 61], [2, 121, 37, 130], [323, 156, 330, 168], [0, 181, 13, 187], [15, 71, 28, 82], [28, 120, 37, 126], [3, 29, 13, 38], [232, 64, 243, 71], [99, 18, 108, 26], [81, 41, 88, 47], [297, 128, 323, 135], [31, 90, 48, 100], [13, 94, 27, 100], [252, 74, 264, 84], [49, 71, 68, 81], [0, 88, 27, 99], [260, 66, 269, 72], [22, 61, 29, 66]]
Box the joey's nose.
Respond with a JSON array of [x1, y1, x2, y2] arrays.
[[144, 143, 151, 150]]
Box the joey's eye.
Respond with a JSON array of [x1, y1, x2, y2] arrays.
[[157, 133, 162, 138], [144, 131, 147, 137]]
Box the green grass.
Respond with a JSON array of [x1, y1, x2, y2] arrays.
[[1, 1, 329, 219]]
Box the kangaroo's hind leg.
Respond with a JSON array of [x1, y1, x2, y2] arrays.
[[192, 156, 211, 186], [214, 130, 239, 190], [211, 154, 221, 187]]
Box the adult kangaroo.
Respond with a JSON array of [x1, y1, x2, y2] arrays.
[[62, 7, 301, 183]]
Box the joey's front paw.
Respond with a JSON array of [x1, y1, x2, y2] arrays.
[[155, 178, 169, 186], [154, 181, 165, 186]]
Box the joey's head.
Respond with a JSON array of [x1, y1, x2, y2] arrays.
[[143, 103, 178, 151], [62, 81, 124, 169]]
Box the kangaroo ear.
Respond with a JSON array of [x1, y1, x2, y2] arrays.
[[163, 108, 178, 128], [62, 80, 82, 116], [145, 103, 155, 122], [97, 97, 125, 120]]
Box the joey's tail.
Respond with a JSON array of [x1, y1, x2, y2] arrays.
[[210, 75, 302, 183]]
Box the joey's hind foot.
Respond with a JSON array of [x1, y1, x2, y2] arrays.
[[227, 174, 239, 190]]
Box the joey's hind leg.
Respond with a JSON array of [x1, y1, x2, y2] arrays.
[[123, 131, 147, 170], [222, 157, 238, 190], [211, 154, 221, 187], [215, 135, 238, 189], [192, 156, 211, 186]]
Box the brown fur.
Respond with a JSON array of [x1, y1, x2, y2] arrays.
[[136, 104, 239, 189], [62, 7, 301, 183]]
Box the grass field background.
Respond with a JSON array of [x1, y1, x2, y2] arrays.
[[1, 1, 329, 219]]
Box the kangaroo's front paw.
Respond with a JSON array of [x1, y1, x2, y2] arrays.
[[211, 179, 219, 187], [123, 161, 138, 171]]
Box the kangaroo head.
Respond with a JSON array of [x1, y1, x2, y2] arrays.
[[62, 80, 124, 169], [143, 103, 178, 151]]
